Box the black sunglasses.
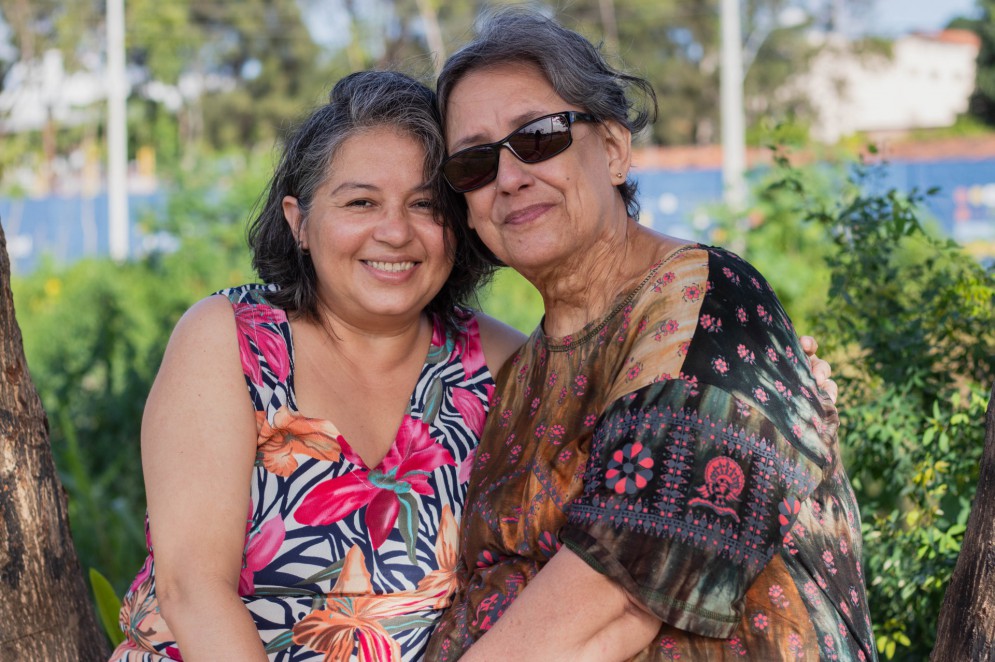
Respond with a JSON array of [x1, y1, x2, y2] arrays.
[[442, 111, 597, 193]]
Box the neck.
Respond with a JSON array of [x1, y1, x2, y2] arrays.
[[308, 303, 431, 370]]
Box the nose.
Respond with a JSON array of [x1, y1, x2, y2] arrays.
[[372, 207, 415, 246], [492, 145, 533, 193]]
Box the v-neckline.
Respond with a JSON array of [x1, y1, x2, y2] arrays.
[[282, 315, 444, 470]]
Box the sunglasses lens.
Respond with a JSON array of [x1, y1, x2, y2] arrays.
[[444, 147, 498, 192], [508, 115, 571, 162]]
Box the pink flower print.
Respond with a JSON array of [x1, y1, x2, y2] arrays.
[[722, 266, 739, 283], [558, 386, 568, 403], [735, 399, 752, 418], [791, 424, 802, 438], [458, 449, 476, 484], [678, 340, 691, 357], [606, 442, 655, 495], [509, 444, 522, 460], [516, 363, 529, 382], [736, 306, 748, 324], [659, 636, 682, 661], [823, 550, 838, 575], [294, 416, 454, 555], [233, 303, 290, 386], [858, 651, 866, 661], [537, 531, 561, 558], [238, 516, 285, 595], [757, 304, 773, 324], [769, 584, 790, 609], [504, 433, 516, 447], [548, 424, 566, 446], [699, 313, 722, 333], [841, 600, 851, 618], [530, 397, 541, 416], [750, 276, 762, 290], [547, 371, 558, 388], [840, 539, 849, 555], [500, 408, 513, 427], [637, 316, 648, 334], [775, 380, 787, 394], [804, 581, 822, 606], [778, 496, 802, 537], [452, 387, 486, 436], [682, 283, 702, 302], [786, 346, 798, 363], [534, 424, 547, 439], [558, 449, 573, 464], [801, 386, 812, 400], [849, 586, 860, 605], [453, 315, 486, 376], [584, 413, 598, 427], [712, 357, 729, 375], [652, 271, 676, 292], [661, 319, 679, 335], [737, 344, 756, 364], [787, 633, 803, 657], [727, 637, 747, 656], [573, 374, 588, 396], [766, 346, 779, 363], [815, 572, 828, 589], [838, 622, 848, 638], [753, 387, 769, 403], [626, 362, 643, 381], [752, 612, 769, 632]]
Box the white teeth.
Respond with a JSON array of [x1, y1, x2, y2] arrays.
[[366, 260, 416, 273]]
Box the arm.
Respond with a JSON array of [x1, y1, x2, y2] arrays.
[[475, 312, 527, 375], [461, 548, 660, 662], [143, 296, 267, 661]]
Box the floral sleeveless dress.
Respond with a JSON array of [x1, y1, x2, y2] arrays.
[[110, 284, 495, 661]]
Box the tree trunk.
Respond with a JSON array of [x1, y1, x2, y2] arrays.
[[0, 225, 109, 659], [932, 382, 995, 661]]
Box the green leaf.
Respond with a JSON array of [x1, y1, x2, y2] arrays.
[[422, 378, 444, 426], [264, 630, 296, 653], [89, 567, 125, 647], [295, 559, 344, 587], [397, 491, 420, 565], [381, 614, 435, 633]]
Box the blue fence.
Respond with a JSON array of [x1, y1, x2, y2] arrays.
[[3, 157, 995, 275]]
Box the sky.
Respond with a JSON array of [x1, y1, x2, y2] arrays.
[[858, 0, 981, 35]]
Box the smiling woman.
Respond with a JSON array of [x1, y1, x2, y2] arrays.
[[107, 71, 525, 662]]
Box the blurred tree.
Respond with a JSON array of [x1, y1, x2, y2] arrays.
[[968, 0, 995, 125]]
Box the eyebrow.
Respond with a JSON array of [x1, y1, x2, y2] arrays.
[[449, 110, 548, 152], [329, 181, 432, 196]]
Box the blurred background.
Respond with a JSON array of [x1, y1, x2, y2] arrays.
[[1, 0, 994, 658]]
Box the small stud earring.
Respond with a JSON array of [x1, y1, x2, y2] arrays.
[[615, 172, 623, 179]]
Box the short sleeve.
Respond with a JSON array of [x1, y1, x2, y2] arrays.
[[561, 379, 823, 637]]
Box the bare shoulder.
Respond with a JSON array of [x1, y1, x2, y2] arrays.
[[167, 294, 239, 352], [474, 312, 527, 376]]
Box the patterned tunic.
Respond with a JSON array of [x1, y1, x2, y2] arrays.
[[111, 284, 495, 661], [428, 246, 876, 661]]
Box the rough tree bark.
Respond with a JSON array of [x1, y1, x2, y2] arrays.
[[932, 382, 995, 661], [0, 225, 109, 659]]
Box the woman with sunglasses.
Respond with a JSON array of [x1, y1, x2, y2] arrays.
[[427, 9, 875, 662], [110, 71, 526, 661]]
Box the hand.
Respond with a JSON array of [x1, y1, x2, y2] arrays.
[[800, 336, 838, 404]]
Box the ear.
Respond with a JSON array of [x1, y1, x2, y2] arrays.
[[282, 195, 307, 250], [600, 119, 632, 186]]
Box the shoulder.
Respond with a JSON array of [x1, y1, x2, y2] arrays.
[[166, 295, 241, 360], [473, 311, 527, 376]]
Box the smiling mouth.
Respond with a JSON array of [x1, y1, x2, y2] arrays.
[[365, 260, 417, 273]]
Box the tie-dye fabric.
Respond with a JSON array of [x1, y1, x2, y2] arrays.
[[428, 246, 876, 661]]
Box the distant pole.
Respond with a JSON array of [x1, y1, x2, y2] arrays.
[[107, 0, 129, 262], [720, 0, 748, 254]]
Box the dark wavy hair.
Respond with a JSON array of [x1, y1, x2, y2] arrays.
[[247, 70, 493, 330], [435, 8, 659, 266]]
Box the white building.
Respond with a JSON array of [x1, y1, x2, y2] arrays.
[[798, 29, 981, 144]]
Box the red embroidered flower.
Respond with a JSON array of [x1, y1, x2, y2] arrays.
[[605, 442, 655, 495]]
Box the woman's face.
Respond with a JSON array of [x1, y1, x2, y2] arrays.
[[444, 62, 630, 278], [282, 127, 452, 329]]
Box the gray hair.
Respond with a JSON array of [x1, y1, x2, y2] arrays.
[[248, 70, 492, 328], [436, 7, 658, 220]]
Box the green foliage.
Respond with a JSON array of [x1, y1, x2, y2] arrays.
[[12, 154, 262, 595], [90, 567, 125, 647], [478, 268, 544, 335], [763, 148, 995, 660]]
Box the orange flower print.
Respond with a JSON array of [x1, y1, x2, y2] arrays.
[[256, 406, 343, 476], [416, 505, 459, 609], [293, 546, 409, 661]]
